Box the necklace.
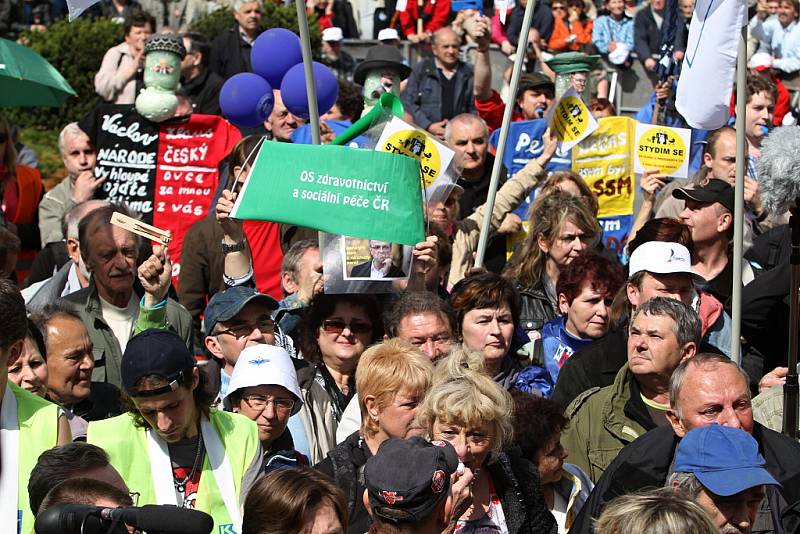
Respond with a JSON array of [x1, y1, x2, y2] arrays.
[[174, 431, 204, 502]]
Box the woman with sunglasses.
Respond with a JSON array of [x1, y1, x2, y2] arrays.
[[316, 339, 433, 534], [548, 0, 593, 52], [417, 348, 555, 534], [0, 115, 44, 283], [297, 293, 382, 439], [225, 344, 308, 473]]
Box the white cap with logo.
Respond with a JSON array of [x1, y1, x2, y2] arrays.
[[628, 241, 705, 283], [225, 345, 304, 415]]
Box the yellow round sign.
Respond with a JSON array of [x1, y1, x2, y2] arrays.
[[636, 126, 688, 175], [384, 130, 442, 189]]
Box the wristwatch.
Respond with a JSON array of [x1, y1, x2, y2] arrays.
[[221, 239, 246, 255]]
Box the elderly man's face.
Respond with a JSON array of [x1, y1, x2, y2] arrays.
[[432, 29, 460, 69], [667, 362, 754, 437], [778, 0, 798, 25], [369, 240, 392, 266], [396, 311, 453, 361], [448, 119, 488, 175], [265, 90, 300, 142], [627, 312, 693, 381], [62, 132, 96, 180], [84, 223, 138, 298], [234, 1, 262, 33], [45, 314, 94, 406], [695, 485, 765, 534]]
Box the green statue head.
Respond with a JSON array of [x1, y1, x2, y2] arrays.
[[363, 67, 402, 108], [142, 33, 185, 91]]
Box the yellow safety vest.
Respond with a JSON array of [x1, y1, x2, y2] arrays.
[[7, 382, 60, 534], [87, 408, 259, 534]]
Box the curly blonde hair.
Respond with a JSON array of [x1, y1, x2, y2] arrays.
[[418, 346, 514, 455]]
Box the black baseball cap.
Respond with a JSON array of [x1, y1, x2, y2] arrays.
[[517, 72, 555, 97], [672, 178, 735, 214], [364, 437, 459, 524], [121, 329, 196, 397], [202, 286, 279, 335]]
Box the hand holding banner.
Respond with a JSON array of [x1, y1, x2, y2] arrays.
[[231, 142, 425, 246]]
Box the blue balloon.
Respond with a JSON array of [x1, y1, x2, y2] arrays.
[[251, 28, 303, 87], [280, 62, 339, 120], [219, 73, 274, 128]]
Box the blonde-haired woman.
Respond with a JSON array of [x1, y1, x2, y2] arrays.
[[315, 338, 434, 534], [505, 190, 599, 340], [419, 348, 556, 533]]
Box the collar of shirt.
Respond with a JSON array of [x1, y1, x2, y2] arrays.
[[239, 26, 255, 45]]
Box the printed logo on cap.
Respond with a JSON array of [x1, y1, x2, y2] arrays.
[[381, 491, 404, 504], [249, 358, 271, 366], [430, 440, 448, 447], [431, 470, 446, 493]]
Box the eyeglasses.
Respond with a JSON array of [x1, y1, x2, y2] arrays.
[[434, 429, 494, 448], [242, 394, 295, 412], [215, 317, 276, 338], [128, 491, 140, 506], [321, 318, 373, 335]]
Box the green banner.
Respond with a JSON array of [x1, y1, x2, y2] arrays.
[[231, 141, 425, 246]]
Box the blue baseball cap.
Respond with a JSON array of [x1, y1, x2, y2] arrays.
[[202, 286, 279, 335], [674, 424, 780, 497]]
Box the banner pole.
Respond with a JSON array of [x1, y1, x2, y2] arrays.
[[295, 0, 321, 145], [474, 0, 538, 268], [731, 25, 746, 366]]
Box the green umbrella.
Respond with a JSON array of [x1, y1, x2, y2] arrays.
[[0, 37, 77, 107]]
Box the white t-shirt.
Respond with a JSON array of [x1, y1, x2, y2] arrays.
[[99, 294, 138, 352]]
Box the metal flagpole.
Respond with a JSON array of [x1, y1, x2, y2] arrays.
[[731, 25, 747, 366], [295, 0, 321, 145], [474, 0, 538, 267]]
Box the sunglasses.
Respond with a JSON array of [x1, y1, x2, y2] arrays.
[[321, 318, 373, 335]]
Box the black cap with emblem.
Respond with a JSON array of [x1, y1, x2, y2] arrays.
[[364, 437, 459, 524]]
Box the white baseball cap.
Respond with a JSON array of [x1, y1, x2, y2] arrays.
[[225, 345, 304, 415], [628, 241, 705, 283], [378, 28, 400, 41], [322, 27, 344, 42]]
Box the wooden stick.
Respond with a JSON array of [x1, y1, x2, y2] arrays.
[[110, 212, 172, 246]]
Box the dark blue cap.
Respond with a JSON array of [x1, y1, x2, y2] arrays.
[[202, 286, 279, 335], [365, 437, 459, 524], [674, 424, 780, 497], [121, 329, 196, 397]]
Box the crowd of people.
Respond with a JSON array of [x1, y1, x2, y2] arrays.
[[2, 0, 800, 533]]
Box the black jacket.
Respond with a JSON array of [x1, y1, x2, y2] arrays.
[[315, 431, 372, 534], [517, 281, 558, 337], [209, 26, 258, 80], [401, 57, 475, 130], [633, 6, 661, 63], [349, 260, 406, 278], [179, 68, 225, 116], [484, 448, 558, 534], [569, 423, 800, 534]]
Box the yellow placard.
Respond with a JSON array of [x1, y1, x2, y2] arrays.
[[375, 116, 454, 189], [633, 123, 691, 178], [572, 116, 636, 218], [550, 88, 599, 151]]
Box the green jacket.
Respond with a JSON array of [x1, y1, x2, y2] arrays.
[[64, 279, 194, 389], [560, 364, 648, 483]]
